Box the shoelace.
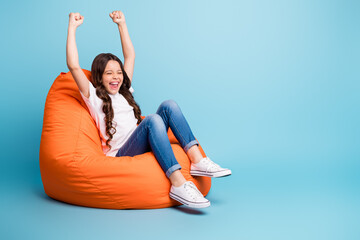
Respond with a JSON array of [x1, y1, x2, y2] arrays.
[[184, 182, 203, 200], [203, 157, 221, 172]]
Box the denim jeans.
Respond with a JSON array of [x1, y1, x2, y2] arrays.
[[115, 100, 199, 178]]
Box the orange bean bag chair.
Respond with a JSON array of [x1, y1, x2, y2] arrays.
[[39, 69, 211, 209]]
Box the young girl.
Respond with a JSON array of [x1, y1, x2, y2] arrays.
[[66, 11, 231, 209]]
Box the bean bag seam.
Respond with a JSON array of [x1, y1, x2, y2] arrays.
[[69, 100, 123, 207]]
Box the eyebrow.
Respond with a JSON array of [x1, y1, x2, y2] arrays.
[[104, 70, 122, 73]]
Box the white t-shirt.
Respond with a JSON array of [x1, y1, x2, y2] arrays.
[[80, 81, 138, 157]]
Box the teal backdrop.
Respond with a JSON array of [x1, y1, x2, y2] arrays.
[[1, 0, 359, 239]]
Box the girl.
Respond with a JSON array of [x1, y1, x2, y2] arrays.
[[66, 11, 231, 209]]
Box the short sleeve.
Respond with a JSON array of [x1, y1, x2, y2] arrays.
[[79, 81, 103, 138], [79, 81, 96, 103], [79, 81, 99, 116]]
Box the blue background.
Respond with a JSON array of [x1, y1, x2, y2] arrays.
[[1, 0, 359, 239]]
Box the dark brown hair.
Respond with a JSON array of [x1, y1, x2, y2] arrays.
[[91, 53, 142, 150]]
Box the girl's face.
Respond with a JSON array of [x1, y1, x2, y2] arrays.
[[102, 60, 124, 95]]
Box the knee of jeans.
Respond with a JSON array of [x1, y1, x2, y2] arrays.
[[160, 99, 179, 112], [146, 114, 165, 130]]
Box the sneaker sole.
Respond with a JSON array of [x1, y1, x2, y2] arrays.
[[169, 192, 210, 209], [190, 169, 232, 178]]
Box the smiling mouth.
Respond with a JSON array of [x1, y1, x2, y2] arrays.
[[109, 82, 119, 89]]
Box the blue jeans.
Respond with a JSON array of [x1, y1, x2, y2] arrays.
[[115, 100, 199, 178]]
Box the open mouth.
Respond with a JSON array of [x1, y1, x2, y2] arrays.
[[109, 82, 119, 90]]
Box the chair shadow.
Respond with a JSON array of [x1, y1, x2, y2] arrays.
[[171, 205, 208, 215], [34, 187, 209, 214], [33, 187, 82, 208]]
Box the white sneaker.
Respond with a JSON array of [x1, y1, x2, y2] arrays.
[[170, 181, 210, 208], [190, 157, 232, 178]]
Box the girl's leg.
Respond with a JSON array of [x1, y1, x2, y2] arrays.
[[168, 170, 186, 187], [156, 100, 232, 178], [155, 100, 204, 163], [116, 114, 210, 208], [186, 145, 204, 164], [116, 114, 183, 183]]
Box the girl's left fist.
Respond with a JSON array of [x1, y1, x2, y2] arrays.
[[109, 10, 125, 25]]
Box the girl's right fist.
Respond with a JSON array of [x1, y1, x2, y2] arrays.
[[68, 12, 84, 28]]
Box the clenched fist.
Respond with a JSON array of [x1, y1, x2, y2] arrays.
[[68, 12, 84, 28], [109, 10, 125, 25]]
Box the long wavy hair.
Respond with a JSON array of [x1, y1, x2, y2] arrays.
[[91, 53, 142, 150]]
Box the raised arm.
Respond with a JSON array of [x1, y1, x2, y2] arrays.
[[110, 11, 135, 83], [66, 12, 90, 98]]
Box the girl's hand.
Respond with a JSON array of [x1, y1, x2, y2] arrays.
[[109, 10, 126, 25], [68, 12, 84, 28]]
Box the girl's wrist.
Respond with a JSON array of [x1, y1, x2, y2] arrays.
[[117, 21, 126, 28], [68, 25, 77, 31]]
